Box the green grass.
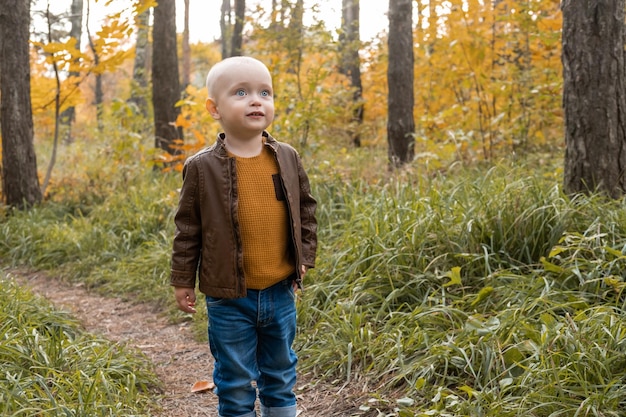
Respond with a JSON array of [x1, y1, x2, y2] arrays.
[[297, 161, 626, 415], [3, 140, 626, 414], [0, 173, 178, 306], [0, 274, 159, 416]]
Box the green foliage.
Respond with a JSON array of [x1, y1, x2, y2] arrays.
[[5, 136, 626, 413], [11, 0, 616, 414], [297, 158, 626, 415], [0, 276, 158, 416], [6, 138, 626, 413], [0, 173, 176, 306]]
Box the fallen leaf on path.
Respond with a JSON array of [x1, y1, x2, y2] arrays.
[[191, 380, 215, 393]]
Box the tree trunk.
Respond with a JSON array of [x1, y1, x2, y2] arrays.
[[287, 0, 304, 72], [269, 0, 279, 29], [0, 0, 42, 208], [562, 0, 626, 198], [387, 0, 415, 168], [220, 0, 232, 59], [85, 0, 103, 131], [231, 0, 245, 56], [129, 6, 151, 118], [40, 5, 63, 198], [60, 0, 83, 142], [182, 0, 191, 91], [93, 53, 103, 130], [340, 0, 363, 147], [152, 0, 183, 153]]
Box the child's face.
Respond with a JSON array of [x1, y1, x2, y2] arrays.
[[207, 61, 275, 138]]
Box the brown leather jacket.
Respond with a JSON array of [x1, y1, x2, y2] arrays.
[[170, 132, 317, 298]]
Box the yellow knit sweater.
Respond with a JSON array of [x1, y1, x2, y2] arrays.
[[234, 147, 295, 290]]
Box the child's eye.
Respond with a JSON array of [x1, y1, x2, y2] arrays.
[[236, 89, 246, 96], [261, 90, 271, 97]]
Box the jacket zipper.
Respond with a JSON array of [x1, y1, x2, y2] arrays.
[[228, 157, 244, 296], [271, 144, 303, 290]]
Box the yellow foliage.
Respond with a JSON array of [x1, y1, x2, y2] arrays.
[[29, 0, 563, 173], [134, 0, 157, 15], [408, 0, 563, 163]]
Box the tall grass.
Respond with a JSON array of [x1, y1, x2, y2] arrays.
[[298, 162, 626, 415], [3, 139, 626, 414], [0, 173, 177, 307], [0, 275, 159, 416]]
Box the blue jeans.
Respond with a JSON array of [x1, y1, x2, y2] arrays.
[[206, 278, 298, 417]]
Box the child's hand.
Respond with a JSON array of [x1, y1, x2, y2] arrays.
[[293, 265, 307, 291], [174, 287, 197, 314]]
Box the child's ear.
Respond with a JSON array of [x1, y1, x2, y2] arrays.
[[206, 98, 220, 119]]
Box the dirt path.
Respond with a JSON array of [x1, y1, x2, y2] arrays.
[[10, 269, 382, 417]]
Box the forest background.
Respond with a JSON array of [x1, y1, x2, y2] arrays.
[[6, 0, 626, 416], [28, 0, 562, 171]]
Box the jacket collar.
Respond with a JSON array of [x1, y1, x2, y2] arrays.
[[214, 131, 278, 157]]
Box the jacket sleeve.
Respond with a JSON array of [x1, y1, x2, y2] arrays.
[[170, 158, 202, 288], [296, 154, 318, 268]]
